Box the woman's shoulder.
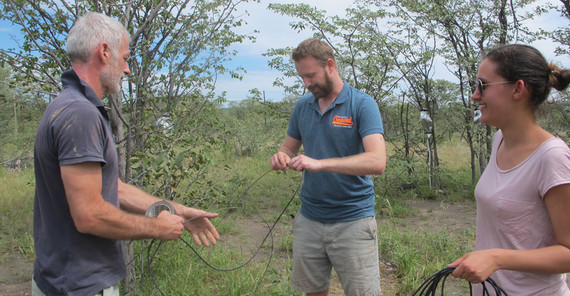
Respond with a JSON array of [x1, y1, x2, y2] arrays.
[[540, 137, 570, 156]]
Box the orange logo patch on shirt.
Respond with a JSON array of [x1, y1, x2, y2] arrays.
[[332, 115, 353, 127]]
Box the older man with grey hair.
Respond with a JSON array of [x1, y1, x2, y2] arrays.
[[32, 12, 219, 296]]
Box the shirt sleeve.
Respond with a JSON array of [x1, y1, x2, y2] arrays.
[[357, 96, 383, 138], [52, 101, 107, 166], [537, 141, 570, 198]]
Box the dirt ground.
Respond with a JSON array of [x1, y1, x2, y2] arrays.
[[0, 198, 474, 296], [1, 198, 567, 295], [0, 253, 32, 296]]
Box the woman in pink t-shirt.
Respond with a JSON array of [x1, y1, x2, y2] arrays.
[[449, 44, 570, 295]]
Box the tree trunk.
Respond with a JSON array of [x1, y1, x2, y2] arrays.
[[109, 93, 126, 180], [13, 93, 18, 141], [109, 93, 135, 293], [467, 126, 477, 185]]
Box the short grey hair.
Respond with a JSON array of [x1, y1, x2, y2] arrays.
[[67, 12, 130, 63]]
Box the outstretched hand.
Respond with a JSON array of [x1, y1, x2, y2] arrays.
[[181, 208, 220, 247]]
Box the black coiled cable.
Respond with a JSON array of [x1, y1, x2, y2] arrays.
[[141, 170, 302, 295], [413, 267, 508, 296]]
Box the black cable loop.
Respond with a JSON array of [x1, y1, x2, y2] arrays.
[[179, 169, 301, 271], [146, 239, 165, 296], [138, 169, 303, 295], [413, 267, 508, 296]]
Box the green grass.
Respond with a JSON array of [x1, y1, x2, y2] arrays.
[[437, 137, 472, 170], [0, 168, 35, 261], [0, 143, 477, 294], [378, 222, 475, 294], [128, 231, 300, 295]]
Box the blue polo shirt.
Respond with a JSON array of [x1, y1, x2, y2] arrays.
[[33, 69, 125, 295], [287, 82, 383, 222]]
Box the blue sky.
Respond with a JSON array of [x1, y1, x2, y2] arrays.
[[0, 0, 346, 101], [1, 19, 19, 48], [1, 0, 567, 102], [215, 0, 350, 102], [220, 0, 568, 102]]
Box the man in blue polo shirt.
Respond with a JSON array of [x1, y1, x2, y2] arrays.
[[270, 39, 387, 296], [32, 12, 219, 296]]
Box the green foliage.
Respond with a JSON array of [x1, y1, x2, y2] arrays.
[[0, 144, 498, 294], [376, 136, 476, 205], [219, 97, 290, 157], [538, 1, 570, 57], [129, 94, 226, 206], [0, 0, 71, 96], [0, 168, 35, 260], [263, 47, 306, 98], [267, 2, 398, 101], [127, 154, 303, 295], [378, 223, 475, 294], [0, 0, 568, 293], [376, 196, 413, 218], [537, 98, 570, 140], [266, 0, 570, 191], [0, 1, 263, 198], [376, 152, 422, 196], [130, 239, 269, 295], [0, 66, 46, 169]]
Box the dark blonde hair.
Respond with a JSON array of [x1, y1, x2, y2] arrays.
[[485, 44, 570, 109], [292, 38, 335, 67]]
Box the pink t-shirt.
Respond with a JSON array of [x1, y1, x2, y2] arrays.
[[474, 130, 570, 295]]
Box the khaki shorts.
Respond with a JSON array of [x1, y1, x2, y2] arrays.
[[291, 213, 381, 296]]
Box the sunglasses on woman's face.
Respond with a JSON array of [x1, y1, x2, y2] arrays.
[[476, 79, 514, 95]]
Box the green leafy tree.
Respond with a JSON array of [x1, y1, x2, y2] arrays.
[[385, 0, 537, 184], [0, 0, 259, 291], [535, 0, 570, 138], [221, 96, 283, 157], [0, 0, 258, 179], [266, 2, 399, 102], [539, 0, 570, 56], [383, 28, 445, 187], [0, 65, 46, 170]]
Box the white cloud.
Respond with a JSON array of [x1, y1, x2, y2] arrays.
[[220, 0, 570, 101], [524, 7, 569, 66], [2, 0, 566, 102], [230, 0, 352, 57], [221, 0, 354, 101], [216, 69, 296, 102]]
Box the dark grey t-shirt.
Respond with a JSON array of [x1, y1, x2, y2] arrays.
[[33, 70, 125, 295]]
